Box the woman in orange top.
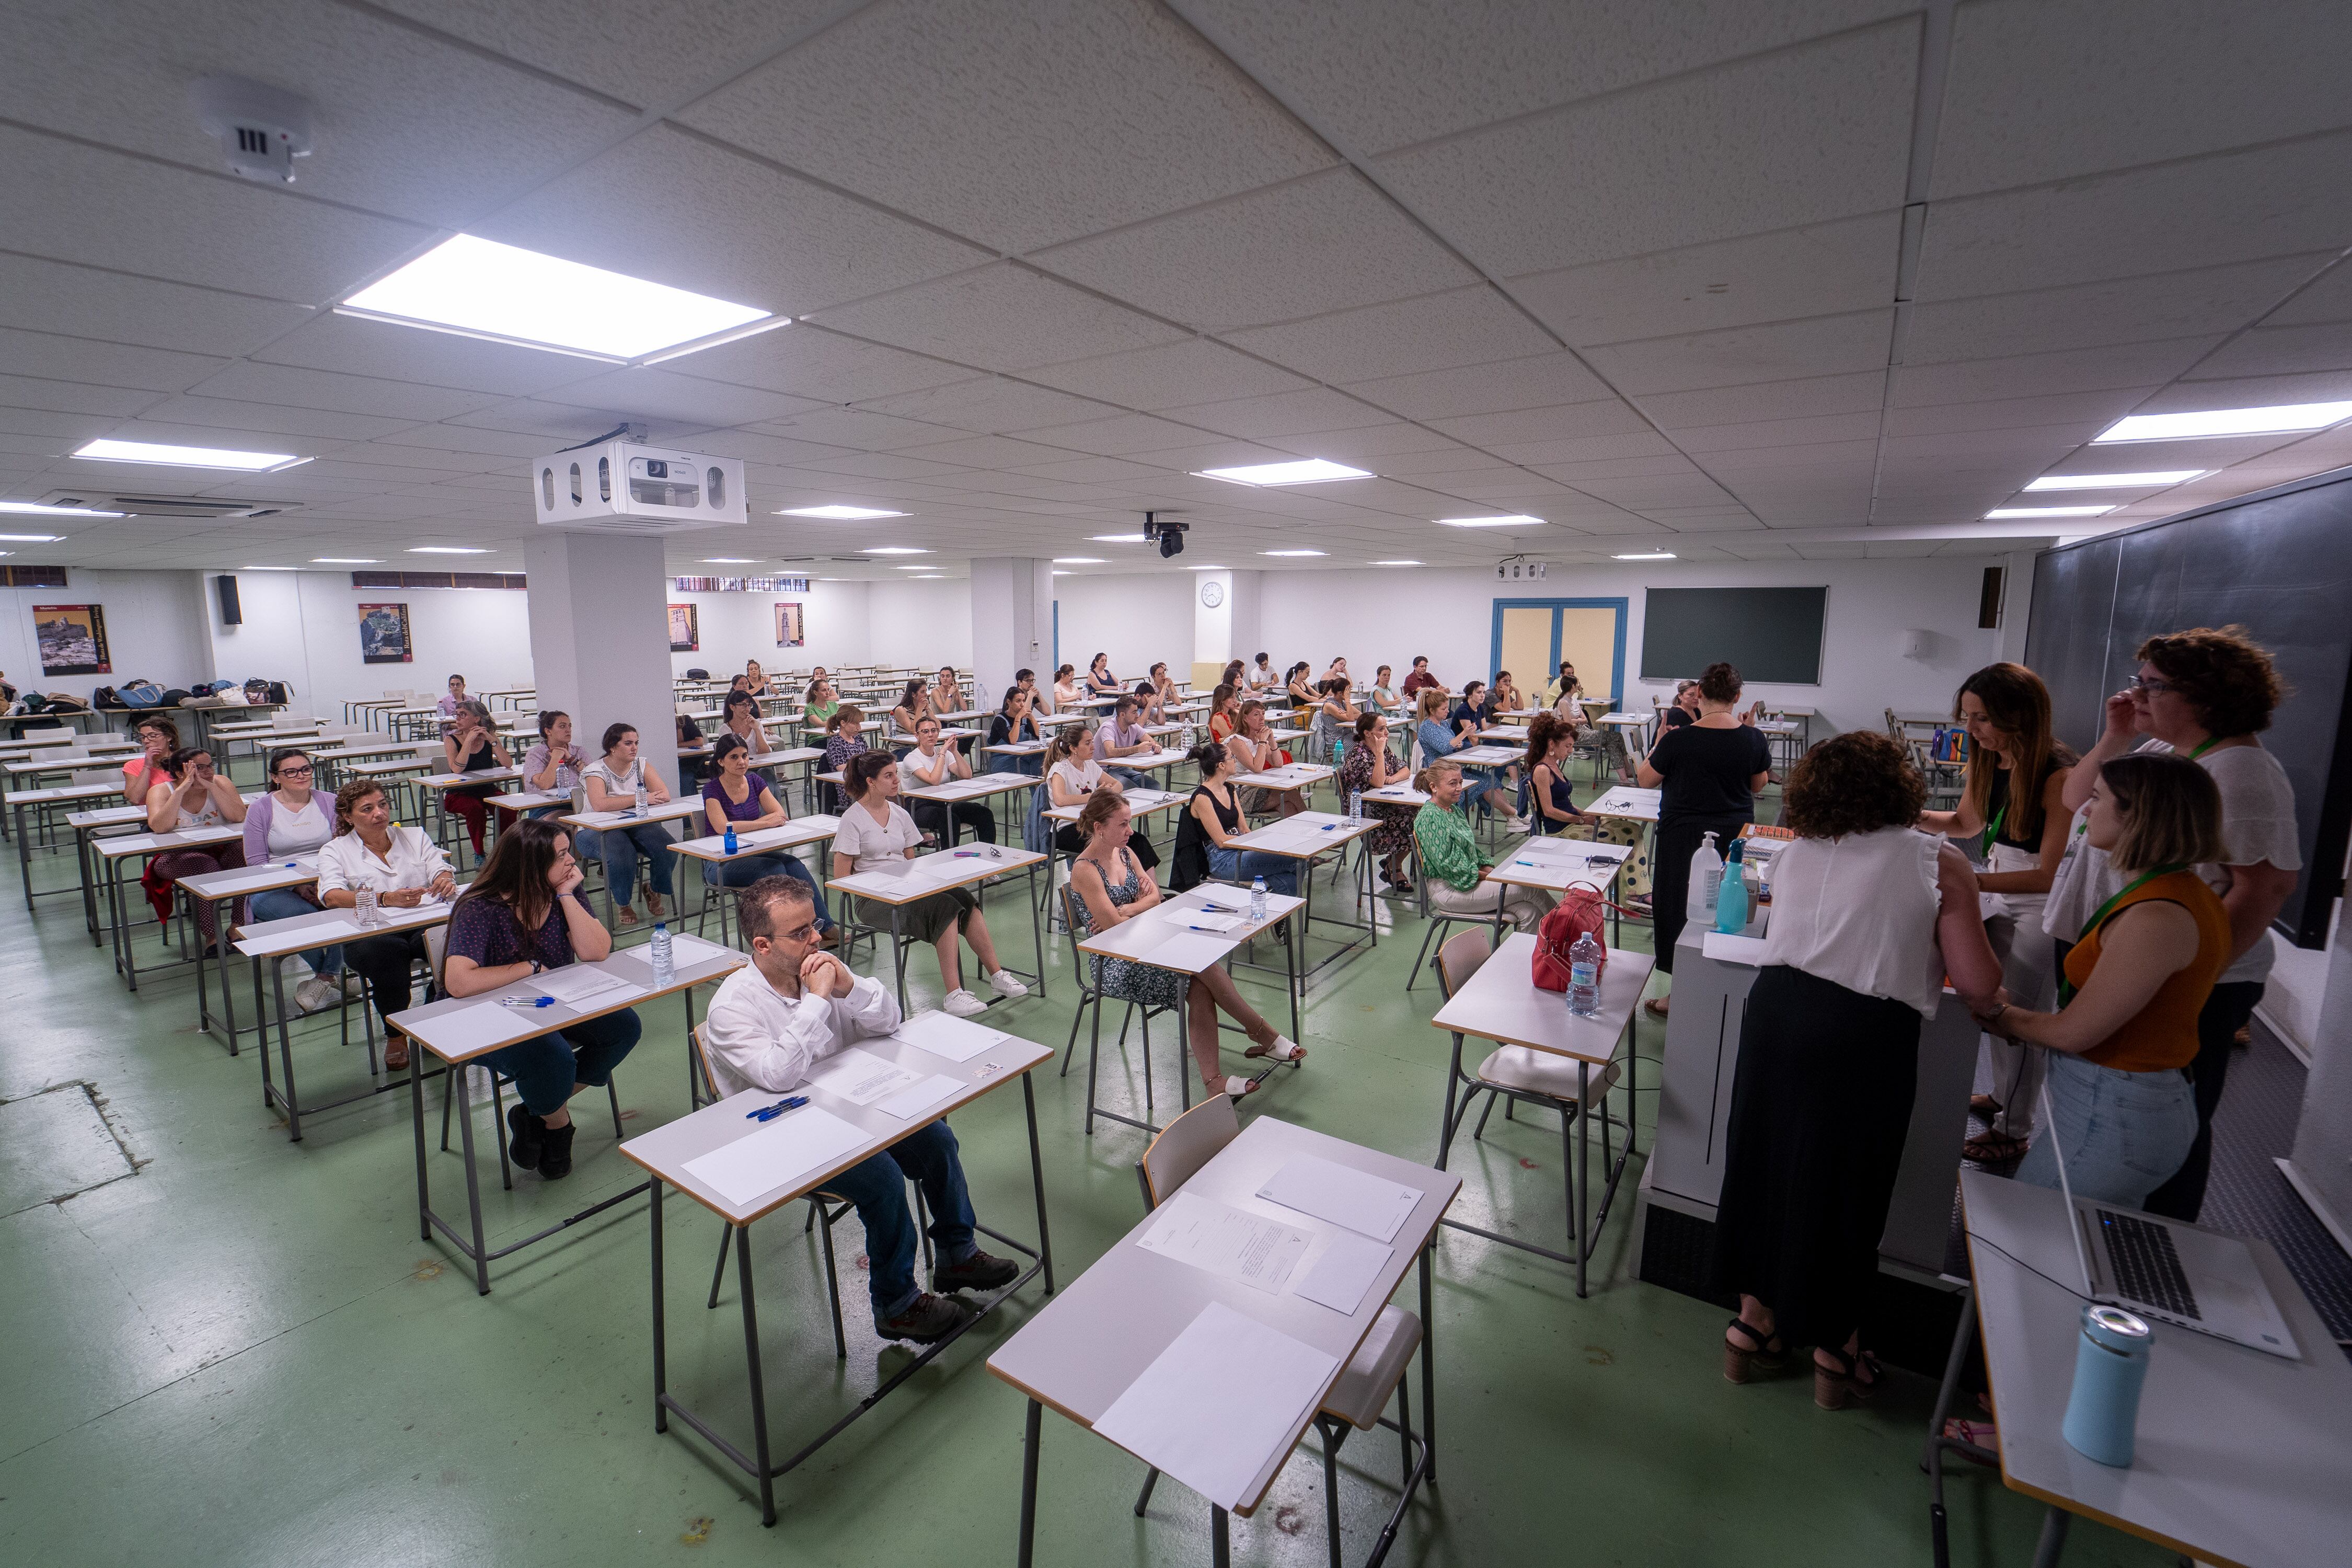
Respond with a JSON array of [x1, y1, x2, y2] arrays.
[[1206, 683, 1239, 742], [1978, 754, 2228, 1206]]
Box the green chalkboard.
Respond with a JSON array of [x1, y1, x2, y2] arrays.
[[1639, 586, 1826, 685]]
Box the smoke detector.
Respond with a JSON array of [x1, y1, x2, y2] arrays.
[[190, 75, 314, 183]]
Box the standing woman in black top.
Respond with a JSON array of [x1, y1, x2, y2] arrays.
[[1639, 662, 1771, 1017], [439, 699, 510, 863]]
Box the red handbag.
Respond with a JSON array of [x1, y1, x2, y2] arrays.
[[1531, 886, 1610, 992]]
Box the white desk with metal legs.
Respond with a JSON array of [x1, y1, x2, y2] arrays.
[[827, 845, 1050, 1016], [665, 816, 839, 946], [12, 780, 120, 909], [989, 1116, 1458, 1568], [1427, 932, 1651, 1297], [1222, 809, 1379, 987], [620, 1026, 1055, 1526]]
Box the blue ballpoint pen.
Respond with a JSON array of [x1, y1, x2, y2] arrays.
[[500, 995, 557, 1008], [747, 1095, 810, 1121]]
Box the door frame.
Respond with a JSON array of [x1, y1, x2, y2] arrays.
[[1490, 597, 1630, 706]]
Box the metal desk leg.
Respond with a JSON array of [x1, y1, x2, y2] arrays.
[[409, 1045, 431, 1242], [1023, 1072, 1055, 1294], [1018, 1398, 1043, 1568], [735, 1224, 778, 1527], [15, 801, 31, 909], [2031, 1507, 2070, 1567], [890, 904, 908, 1016], [80, 829, 101, 942], [1419, 1242, 1437, 1483], [1211, 1504, 1230, 1568], [652, 1179, 668, 1434], [253, 955, 275, 1108], [1288, 909, 1300, 1042], [452, 1060, 492, 1294], [1027, 860, 1047, 1001], [1574, 1060, 1589, 1299], [270, 960, 305, 1141]]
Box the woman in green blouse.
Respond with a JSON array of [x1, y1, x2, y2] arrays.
[[1413, 760, 1555, 931]]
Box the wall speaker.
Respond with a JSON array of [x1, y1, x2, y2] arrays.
[[215, 573, 242, 626]]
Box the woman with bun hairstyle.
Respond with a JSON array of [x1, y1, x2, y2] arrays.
[[1174, 739, 1297, 896], [1638, 661, 1771, 1017], [1336, 710, 1416, 889]]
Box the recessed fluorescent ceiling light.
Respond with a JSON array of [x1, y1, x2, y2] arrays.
[[241, 565, 298, 571], [341, 234, 775, 361], [0, 499, 123, 517], [1196, 459, 1372, 486], [410, 546, 488, 555], [1052, 556, 1105, 564], [1261, 549, 1326, 557], [912, 574, 946, 580], [1439, 514, 1543, 528], [1090, 533, 1146, 543], [892, 563, 939, 570], [865, 547, 927, 556], [778, 505, 907, 520], [1183, 564, 1228, 571], [1371, 559, 1422, 567], [0, 532, 64, 542], [75, 437, 305, 472], [701, 557, 757, 563], [1986, 506, 2114, 518], [1613, 551, 1677, 560], [2025, 470, 2203, 490], [1051, 570, 1070, 577], [2093, 401, 2352, 442], [312, 557, 378, 563]]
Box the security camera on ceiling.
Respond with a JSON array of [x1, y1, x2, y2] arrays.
[[190, 74, 314, 184], [533, 435, 746, 535], [1143, 510, 1186, 559]]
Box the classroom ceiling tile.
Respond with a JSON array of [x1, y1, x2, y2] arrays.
[[2181, 323, 2352, 382], [678, 0, 1333, 253], [1887, 338, 2224, 408], [1670, 412, 1884, 452], [1036, 168, 1478, 333], [1344, 354, 1616, 423], [1585, 310, 1893, 396], [2259, 260, 2352, 327], [0, 377, 162, 421], [1160, 386, 1394, 440], [248, 310, 602, 400], [860, 378, 1122, 435], [1880, 389, 2155, 438], [537, 367, 826, 429], [2141, 368, 2352, 409], [1226, 286, 1554, 385], [1635, 371, 1886, 428], [1024, 340, 1315, 411], [802, 263, 1189, 372], [108, 399, 411, 443], [183, 361, 503, 423], [1900, 256, 2326, 368], [1427, 400, 1654, 449], [671, 328, 970, 405], [750, 406, 966, 451], [1699, 439, 1882, 475], [377, 0, 840, 108], [0, 255, 313, 360], [1014, 414, 1240, 458], [1371, 21, 1916, 276], [1502, 430, 1680, 467], [0, 328, 227, 396]]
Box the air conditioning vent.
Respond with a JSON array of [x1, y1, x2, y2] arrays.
[[38, 489, 297, 520]]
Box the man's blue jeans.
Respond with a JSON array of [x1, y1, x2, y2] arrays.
[[821, 1120, 977, 1321]]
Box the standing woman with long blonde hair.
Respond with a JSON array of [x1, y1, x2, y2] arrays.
[[1918, 662, 2076, 1162]]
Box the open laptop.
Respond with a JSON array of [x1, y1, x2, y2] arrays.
[[2042, 1083, 2300, 1359]]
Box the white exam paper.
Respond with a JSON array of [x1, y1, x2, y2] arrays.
[[683, 1105, 869, 1207], [892, 1009, 1006, 1064], [808, 1046, 924, 1106], [1136, 1191, 1310, 1294], [1160, 906, 1240, 932], [1140, 931, 1238, 972], [425, 1001, 550, 1056], [1255, 1155, 1420, 1244], [535, 965, 637, 1005], [1091, 1300, 1338, 1512], [667, 932, 737, 969], [1292, 1231, 1393, 1317], [872, 1073, 964, 1120]]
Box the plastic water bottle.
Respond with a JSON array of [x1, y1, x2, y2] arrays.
[[1250, 875, 1267, 924], [722, 822, 739, 855], [649, 922, 674, 987], [1566, 931, 1601, 1016], [1686, 831, 1723, 923], [1347, 788, 1363, 825], [1715, 839, 1751, 934], [356, 885, 382, 929], [632, 778, 648, 815]]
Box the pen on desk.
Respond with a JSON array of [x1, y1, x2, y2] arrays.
[[499, 995, 557, 1009], [746, 1095, 810, 1121]]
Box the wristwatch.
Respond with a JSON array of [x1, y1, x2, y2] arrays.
[[530, 959, 544, 976]]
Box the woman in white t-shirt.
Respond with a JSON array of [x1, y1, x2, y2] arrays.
[[240, 746, 360, 1013], [2044, 627, 2301, 1221], [1042, 726, 1158, 868], [831, 750, 1027, 1019], [902, 714, 996, 846], [581, 722, 676, 927]]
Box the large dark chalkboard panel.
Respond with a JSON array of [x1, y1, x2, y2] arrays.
[[2024, 466, 2352, 947], [1640, 586, 1827, 685]]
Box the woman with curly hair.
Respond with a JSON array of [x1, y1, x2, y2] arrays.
[[2045, 626, 2299, 1221], [1713, 732, 2001, 1408]]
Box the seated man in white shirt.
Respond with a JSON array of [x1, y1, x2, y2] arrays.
[[704, 875, 1020, 1343]]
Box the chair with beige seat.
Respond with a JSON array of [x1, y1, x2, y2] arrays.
[[1132, 1094, 1428, 1568]]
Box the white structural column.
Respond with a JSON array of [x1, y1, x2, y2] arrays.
[[1191, 568, 1261, 685], [523, 531, 679, 789], [968, 557, 1052, 710]]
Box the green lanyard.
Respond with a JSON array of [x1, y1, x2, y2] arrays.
[[2186, 735, 2220, 760], [1978, 801, 2007, 861], [2056, 863, 2189, 1004]]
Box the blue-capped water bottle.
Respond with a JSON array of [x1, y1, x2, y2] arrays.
[[1250, 875, 1267, 924], [722, 822, 739, 855], [2062, 1304, 2152, 1467]]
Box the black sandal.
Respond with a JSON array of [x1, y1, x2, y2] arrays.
[[1722, 1316, 1785, 1383], [1963, 1130, 2029, 1164], [1813, 1346, 1883, 1410]]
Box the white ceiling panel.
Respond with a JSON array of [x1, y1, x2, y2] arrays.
[[804, 263, 1188, 372], [1887, 338, 2224, 408], [1500, 431, 1681, 467], [1699, 439, 1882, 474], [1512, 212, 1899, 348], [1586, 310, 1892, 396], [0, 254, 312, 359], [1915, 133, 2352, 301], [2138, 369, 2352, 410], [1296, 424, 1480, 463], [1002, 414, 1224, 458], [108, 400, 412, 443], [1024, 340, 1315, 411], [0, 125, 433, 303], [672, 327, 967, 405], [1900, 256, 2326, 367], [479, 126, 989, 320], [2260, 260, 2352, 328], [1225, 286, 1554, 385], [859, 378, 1122, 435], [1930, 0, 2352, 200], [751, 406, 975, 452], [1427, 400, 1653, 449], [1344, 354, 1616, 423], [1882, 388, 2155, 438], [1671, 412, 1884, 451], [250, 310, 601, 399], [1160, 386, 1394, 440], [890, 434, 1092, 470], [1636, 371, 1886, 427], [185, 361, 500, 422], [0, 328, 226, 395], [378, 0, 844, 109], [679, 0, 1332, 254], [1036, 168, 1477, 332], [534, 367, 825, 430], [0, 377, 155, 420], [1180, 0, 1911, 156], [1372, 22, 1916, 276], [2180, 323, 2352, 382], [4, 0, 635, 230]]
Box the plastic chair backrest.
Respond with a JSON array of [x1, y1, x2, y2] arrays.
[[1140, 1094, 1241, 1208], [689, 1021, 722, 1102], [423, 925, 448, 989], [1435, 926, 1492, 999]]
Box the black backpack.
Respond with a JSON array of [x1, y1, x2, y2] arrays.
[[685, 667, 710, 681]]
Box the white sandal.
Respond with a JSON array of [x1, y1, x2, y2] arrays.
[[1247, 1036, 1305, 1063], [1220, 1075, 1259, 1099]]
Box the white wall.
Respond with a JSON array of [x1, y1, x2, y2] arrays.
[[0, 570, 210, 702], [665, 580, 873, 683], [866, 579, 974, 673], [1051, 573, 1195, 679]]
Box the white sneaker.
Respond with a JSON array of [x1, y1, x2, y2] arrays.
[[339, 972, 368, 998], [293, 976, 341, 1013], [987, 968, 1029, 999], [1507, 815, 1532, 833], [942, 988, 988, 1018]]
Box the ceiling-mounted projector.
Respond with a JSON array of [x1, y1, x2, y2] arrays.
[[533, 439, 746, 535]]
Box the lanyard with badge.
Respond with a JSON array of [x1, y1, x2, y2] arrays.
[[2057, 862, 2190, 1004], [2060, 733, 2223, 856]]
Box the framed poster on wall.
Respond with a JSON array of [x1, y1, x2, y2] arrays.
[[668, 603, 699, 652], [33, 604, 109, 675], [357, 603, 413, 664], [775, 601, 804, 648]]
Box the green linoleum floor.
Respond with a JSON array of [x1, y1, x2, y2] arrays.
[[2, 778, 2178, 1567]]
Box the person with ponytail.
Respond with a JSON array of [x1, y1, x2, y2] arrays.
[[1175, 739, 1297, 896], [1522, 711, 1594, 836], [1043, 725, 1159, 868]]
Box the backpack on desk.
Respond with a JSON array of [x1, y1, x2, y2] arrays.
[[1531, 886, 1610, 992]]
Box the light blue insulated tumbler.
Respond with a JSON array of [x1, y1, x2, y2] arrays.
[[2061, 1304, 2152, 1467]]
